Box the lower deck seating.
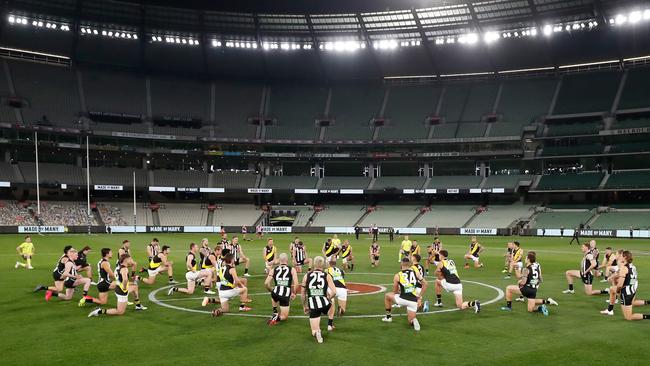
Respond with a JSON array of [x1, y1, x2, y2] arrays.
[[414, 205, 476, 228], [359, 206, 421, 227], [536, 173, 604, 190], [529, 210, 594, 229], [311, 206, 366, 227], [590, 211, 650, 229], [605, 171, 650, 189]]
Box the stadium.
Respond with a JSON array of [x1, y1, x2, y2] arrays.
[[2, 0, 650, 364]]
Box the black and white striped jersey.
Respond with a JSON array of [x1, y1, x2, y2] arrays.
[[622, 263, 638, 296], [306, 270, 330, 309], [271, 264, 293, 297]]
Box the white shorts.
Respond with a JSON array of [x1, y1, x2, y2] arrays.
[[185, 271, 200, 282], [116, 293, 129, 303], [334, 287, 347, 301], [514, 262, 523, 270], [468, 255, 480, 262], [219, 288, 242, 302], [326, 255, 336, 263], [394, 294, 418, 313], [148, 266, 163, 277], [342, 258, 349, 264], [441, 279, 463, 295]]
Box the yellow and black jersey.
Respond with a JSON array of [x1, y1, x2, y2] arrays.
[[411, 264, 425, 288], [323, 241, 337, 256], [186, 252, 198, 271], [201, 252, 216, 269], [398, 269, 419, 302], [115, 265, 129, 296], [410, 244, 421, 256], [512, 247, 524, 263], [469, 242, 481, 257], [441, 259, 461, 284], [327, 266, 346, 288], [148, 253, 163, 270], [264, 245, 276, 262], [340, 245, 352, 259], [219, 265, 236, 291]]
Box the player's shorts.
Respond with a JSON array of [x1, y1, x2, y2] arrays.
[[581, 272, 594, 285], [185, 271, 200, 282], [235, 259, 241, 266], [373, 255, 380, 261], [21, 254, 31, 260], [468, 255, 480, 262], [342, 257, 350, 264], [394, 294, 418, 313], [97, 280, 111, 293], [116, 293, 129, 303], [514, 261, 523, 270], [64, 279, 76, 289], [52, 272, 63, 282], [325, 255, 336, 263], [219, 288, 242, 303], [441, 279, 463, 295], [148, 266, 163, 276], [334, 287, 347, 301], [271, 292, 291, 307], [520, 285, 537, 299], [296, 259, 305, 266], [309, 303, 332, 319], [620, 290, 636, 306], [265, 261, 274, 268]]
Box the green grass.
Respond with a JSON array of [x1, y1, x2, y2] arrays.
[[1, 233, 650, 365]]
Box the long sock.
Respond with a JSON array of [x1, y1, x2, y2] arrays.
[[569, 284, 574, 291], [607, 304, 614, 311], [643, 315, 650, 319], [50, 290, 58, 296], [468, 301, 476, 307], [169, 276, 174, 281], [385, 309, 392, 318], [350, 264, 354, 271], [17, 262, 26, 268], [239, 304, 246, 309], [436, 294, 442, 304], [172, 287, 178, 292], [600, 289, 608, 294], [245, 268, 249, 274], [27, 258, 32, 267], [328, 319, 333, 326], [204, 286, 210, 292], [272, 306, 278, 314], [83, 290, 88, 296], [645, 300, 650, 305], [537, 306, 544, 312], [101, 309, 107, 315], [541, 299, 548, 304], [135, 298, 141, 305], [506, 301, 512, 309]]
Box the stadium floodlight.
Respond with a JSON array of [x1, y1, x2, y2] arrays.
[[8, 15, 15, 23], [181, 39, 187, 44], [37, 21, 43, 27], [446, 37, 455, 44], [530, 28, 538, 36], [572, 24, 580, 30], [303, 44, 312, 50], [435, 38, 444, 45], [645, 9, 650, 20], [133, 34, 138, 40], [615, 14, 627, 25], [484, 31, 500, 43], [101, 30, 107, 36], [543, 25, 552, 36], [262, 42, 270, 50], [629, 11, 642, 24], [251, 42, 257, 49], [93, 29, 98, 35]]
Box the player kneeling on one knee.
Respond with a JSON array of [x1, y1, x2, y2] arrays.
[[563, 243, 609, 296], [382, 257, 427, 331], [501, 251, 558, 314], [265, 253, 299, 325], [609, 251, 650, 321], [46, 248, 92, 302], [301, 256, 336, 343], [434, 250, 481, 313], [205, 253, 251, 315], [88, 254, 147, 317], [168, 243, 214, 296]]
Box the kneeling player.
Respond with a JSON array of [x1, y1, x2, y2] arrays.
[[168, 243, 215, 295], [88, 254, 147, 317], [46, 248, 92, 302], [265, 253, 298, 325], [339, 240, 354, 272], [89, 248, 116, 305], [327, 260, 348, 321], [301, 256, 336, 343], [34, 245, 72, 295], [263, 238, 278, 274], [369, 241, 380, 267], [563, 243, 608, 296], [292, 240, 312, 273], [607, 250, 650, 320], [141, 245, 176, 285], [463, 236, 484, 269], [205, 253, 251, 315], [500, 252, 558, 314], [382, 257, 427, 331], [434, 250, 480, 313]]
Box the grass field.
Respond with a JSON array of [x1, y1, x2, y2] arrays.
[[2, 233, 650, 365]]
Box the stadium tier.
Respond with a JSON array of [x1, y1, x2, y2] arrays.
[[482, 175, 532, 189], [374, 176, 426, 190], [82, 68, 147, 116], [212, 171, 259, 189], [545, 120, 602, 137], [213, 82, 261, 138], [109, 202, 153, 225], [310, 205, 366, 227], [358, 205, 421, 227], [590, 210, 650, 230], [553, 71, 621, 115], [150, 76, 210, 122], [263, 176, 318, 189], [18, 162, 85, 186], [319, 176, 371, 190], [379, 85, 440, 139], [158, 203, 207, 226], [605, 170, 650, 189], [0, 60, 19, 123], [153, 169, 208, 188], [529, 209, 594, 229], [0, 201, 36, 225], [618, 67, 650, 111], [213, 204, 262, 226], [37, 201, 97, 226], [428, 175, 482, 189], [467, 204, 535, 228], [325, 85, 382, 140], [536, 172, 604, 190], [265, 85, 326, 140], [412, 205, 477, 228], [91, 167, 149, 187]]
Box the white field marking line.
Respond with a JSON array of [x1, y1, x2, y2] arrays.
[[148, 273, 504, 319]]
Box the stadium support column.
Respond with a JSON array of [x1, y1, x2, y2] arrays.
[[34, 132, 40, 219], [86, 136, 91, 235], [133, 171, 137, 234]]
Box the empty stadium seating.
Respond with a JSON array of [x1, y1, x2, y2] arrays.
[[0, 162, 20, 182], [379, 85, 440, 139], [153, 169, 207, 187], [536, 172, 604, 190], [150, 76, 210, 121], [10, 61, 81, 127], [430, 122, 458, 139], [456, 123, 486, 138], [19, 162, 86, 185], [159, 203, 206, 226], [265, 85, 326, 140], [91, 167, 148, 186], [213, 204, 262, 226], [482, 175, 532, 189], [311, 205, 366, 227], [0, 60, 19, 123], [428, 175, 482, 189], [529, 209, 594, 229], [542, 144, 603, 156], [609, 141, 650, 154], [320, 176, 370, 190], [413, 205, 476, 228], [460, 82, 499, 122], [611, 116, 650, 129], [82, 68, 146, 115], [605, 170, 650, 189], [374, 176, 426, 190], [214, 82, 261, 138], [263, 175, 318, 189], [590, 211, 650, 229], [498, 77, 556, 125], [553, 71, 621, 114], [38, 201, 98, 225], [467, 204, 534, 228], [359, 205, 421, 227], [110, 202, 153, 225], [212, 171, 259, 189], [545, 120, 602, 137], [325, 85, 382, 140], [617, 67, 650, 111], [0, 202, 36, 225]]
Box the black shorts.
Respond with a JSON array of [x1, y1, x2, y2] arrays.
[[373, 255, 380, 261], [21, 254, 31, 260], [620, 291, 636, 306], [76, 263, 89, 269], [271, 292, 291, 307], [296, 259, 305, 266], [64, 279, 76, 289], [52, 272, 63, 282], [520, 285, 537, 299], [97, 281, 111, 293], [309, 303, 332, 319], [235, 259, 240, 266], [581, 272, 594, 285]]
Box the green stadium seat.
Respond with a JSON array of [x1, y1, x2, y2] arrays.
[[536, 172, 604, 190], [379, 85, 440, 139], [618, 67, 650, 110], [605, 171, 650, 189], [265, 85, 326, 140], [553, 71, 621, 114]]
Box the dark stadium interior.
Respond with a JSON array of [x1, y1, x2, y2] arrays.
[[1, 0, 650, 231]]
